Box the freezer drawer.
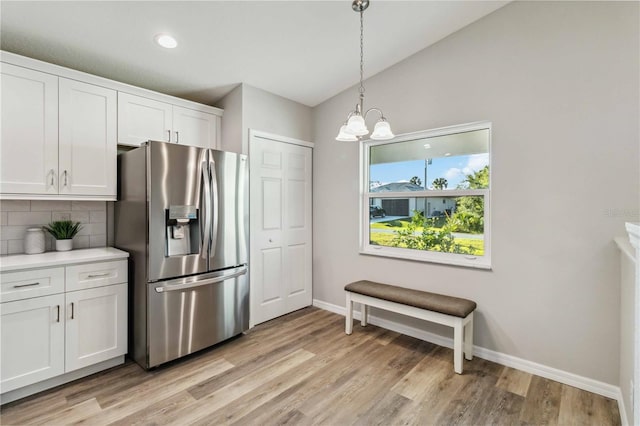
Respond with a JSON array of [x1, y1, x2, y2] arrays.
[[146, 266, 249, 368]]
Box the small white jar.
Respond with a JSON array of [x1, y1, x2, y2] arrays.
[[24, 228, 46, 254]]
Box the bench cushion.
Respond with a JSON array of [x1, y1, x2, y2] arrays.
[[345, 280, 476, 318]]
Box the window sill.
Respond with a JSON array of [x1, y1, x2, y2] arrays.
[[360, 246, 492, 270]]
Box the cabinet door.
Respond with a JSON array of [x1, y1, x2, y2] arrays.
[[117, 92, 172, 146], [1, 294, 65, 392], [0, 63, 58, 195], [172, 106, 217, 148], [59, 78, 117, 197], [65, 283, 127, 372]]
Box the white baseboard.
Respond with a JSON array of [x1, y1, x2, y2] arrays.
[[0, 356, 124, 405], [616, 388, 629, 426], [313, 298, 623, 404]]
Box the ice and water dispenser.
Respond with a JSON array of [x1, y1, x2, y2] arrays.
[[166, 205, 200, 257]]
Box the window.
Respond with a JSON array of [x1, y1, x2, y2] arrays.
[[360, 122, 491, 269]]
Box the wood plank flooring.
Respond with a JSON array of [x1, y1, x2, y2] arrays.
[[0, 307, 621, 425]]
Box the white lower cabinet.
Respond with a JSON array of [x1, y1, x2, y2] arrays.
[[65, 284, 127, 372], [0, 257, 128, 401], [0, 294, 65, 393]]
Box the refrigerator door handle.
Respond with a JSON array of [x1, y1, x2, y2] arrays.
[[200, 155, 212, 260], [154, 266, 247, 293], [208, 153, 219, 258]]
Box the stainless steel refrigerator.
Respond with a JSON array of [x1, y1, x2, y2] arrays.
[[115, 141, 248, 369]]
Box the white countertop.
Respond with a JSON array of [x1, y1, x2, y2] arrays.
[[0, 247, 129, 272]]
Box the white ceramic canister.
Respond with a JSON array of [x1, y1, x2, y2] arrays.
[[24, 228, 46, 254]]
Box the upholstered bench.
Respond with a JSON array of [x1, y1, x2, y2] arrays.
[[344, 280, 476, 374]]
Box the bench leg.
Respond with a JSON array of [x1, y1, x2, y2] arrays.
[[454, 320, 463, 374], [361, 304, 368, 327], [346, 292, 353, 335], [464, 312, 474, 361]]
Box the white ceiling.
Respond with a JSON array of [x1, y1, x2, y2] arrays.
[[0, 1, 508, 107]]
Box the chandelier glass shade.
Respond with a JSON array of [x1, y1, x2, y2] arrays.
[[336, 0, 394, 142]]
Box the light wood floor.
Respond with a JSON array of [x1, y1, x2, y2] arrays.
[[1, 307, 621, 425]]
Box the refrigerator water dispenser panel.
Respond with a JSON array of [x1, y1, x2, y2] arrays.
[[166, 205, 200, 257]]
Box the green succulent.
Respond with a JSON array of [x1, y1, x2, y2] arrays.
[[43, 220, 83, 240]]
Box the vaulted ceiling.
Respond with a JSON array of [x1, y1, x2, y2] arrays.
[[1, 1, 508, 107]]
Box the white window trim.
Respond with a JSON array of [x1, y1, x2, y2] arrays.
[[359, 121, 492, 269]]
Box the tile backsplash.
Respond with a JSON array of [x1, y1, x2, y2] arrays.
[[0, 200, 107, 255]]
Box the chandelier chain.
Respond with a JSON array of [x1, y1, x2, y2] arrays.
[[359, 9, 365, 98]]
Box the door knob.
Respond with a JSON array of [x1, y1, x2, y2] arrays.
[[269, 238, 273, 243]]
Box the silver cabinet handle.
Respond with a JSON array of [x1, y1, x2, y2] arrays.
[[175, 131, 180, 143], [87, 273, 110, 278], [70, 302, 75, 319], [167, 130, 171, 142], [56, 305, 60, 323], [62, 170, 68, 186], [49, 169, 55, 187], [14, 282, 40, 288]]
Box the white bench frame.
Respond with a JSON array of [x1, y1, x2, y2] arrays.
[[345, 291, 474, 374]]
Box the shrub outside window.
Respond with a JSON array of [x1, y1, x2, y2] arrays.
[[360, 122, 491, 269]]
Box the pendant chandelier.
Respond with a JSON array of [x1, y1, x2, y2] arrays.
[[336, 0, 394, 142]]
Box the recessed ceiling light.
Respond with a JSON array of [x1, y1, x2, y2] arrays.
[[444, 152, 451, 156], [154, 34, 177, 49], [423, 143, 431, 149]]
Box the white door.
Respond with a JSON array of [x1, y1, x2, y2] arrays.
[[172, 106, 217, 148], [65, 283, 127, 372], [249, 132, 313, 326], [0, 63, 59, 195], [0, 294, 65, 392], [117, 92, 172, 146], [59, 78, 117, 197]]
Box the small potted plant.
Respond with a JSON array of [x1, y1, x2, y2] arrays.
[[43, 220, 83, 252]]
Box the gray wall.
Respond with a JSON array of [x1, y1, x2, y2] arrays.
[[217, 84, 243, 154], [217, 83, 313, 154], [311, 1, 639, 385]]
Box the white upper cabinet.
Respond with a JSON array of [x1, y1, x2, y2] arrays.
[[0, 63, 59, 195], [118, 92, 219, 149], [59, 78, 117, 198], [0, 64, 117, 200], [0, 51, 223, 199], [117, 92, 172, 145], [172, 106, 218, 149]]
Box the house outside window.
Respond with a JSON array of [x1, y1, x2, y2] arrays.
[[360, 122, 491, 269]]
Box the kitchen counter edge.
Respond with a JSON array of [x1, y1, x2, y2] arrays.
[[0, 247, 129, 272]]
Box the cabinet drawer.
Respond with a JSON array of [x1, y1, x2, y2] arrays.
[[66, 260, 127, 292], [1, 267, 65, 303]]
